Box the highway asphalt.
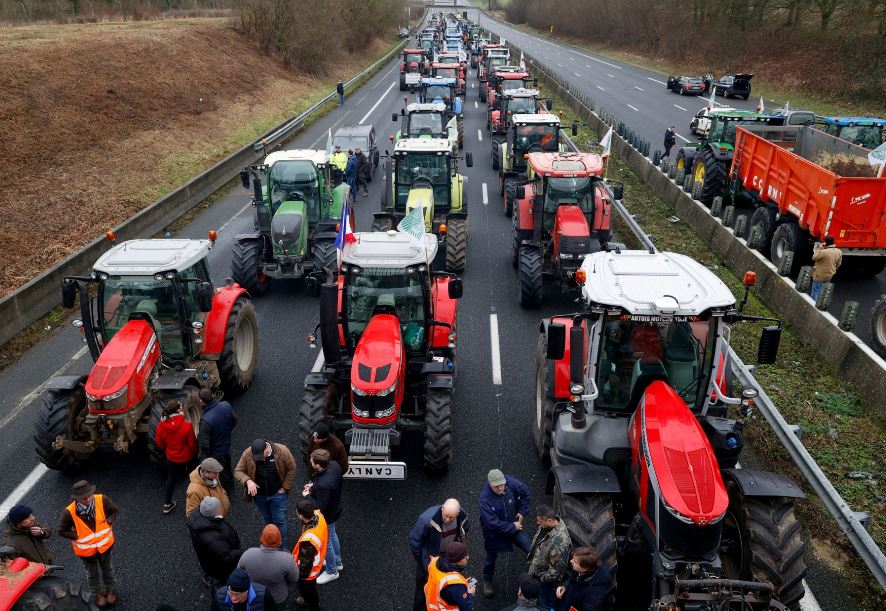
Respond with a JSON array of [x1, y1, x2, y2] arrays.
[[0, 13, 862, 611]]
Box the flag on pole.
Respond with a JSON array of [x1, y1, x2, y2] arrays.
[[398, 203, 426, 243], [707, 86, 716, 110], [325, 128, 333, 156], [868, 142, 886, 178], [519, 51, 525, 71], [756, 96, 765, 113], [335, 196, 356, 269], [599, 127, 613, 158], [782, 100, 790, 114]]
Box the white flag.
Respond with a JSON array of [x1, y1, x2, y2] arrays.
[[325, 128, 333, 156], [782, 100, 790, 113], [397, 203, 426, 242], [519, 51, 525, 71], [599, 127, 613, 158], [707, 86, 716, 110], [868, 142, 886, 177], [757, 96, 765, 113]]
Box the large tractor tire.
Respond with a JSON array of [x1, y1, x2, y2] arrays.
[[445, 218, 467, 273], [399, 74, 406, 91], [748, 206, 777, 254], [480, 84, 487, 102], [218, 296, 259, 394], [693, 147, 727, 205], [554, 482, 617, 573], [231, 239, 270, 297], [870, 298, 886, 359], [11, 575, 98, 611], [371, 217, 395, 232], [424, 388, 453, 472], [770, 223, 808, 277], [312, 239, 338, 283], [722, 490, 807, 611], [298, 384, 334, 458], [148, 385, 200, 464], [457, 116, 464, 149], [491, 140, 501, 171], [532, 334, 556, 463], [504, 177, 518, 217], [34, 387, 89, 472], [518, 246, 543, 308]]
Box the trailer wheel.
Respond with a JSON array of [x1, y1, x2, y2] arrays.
[[231, 239, 270, 296], [518, 246, 543, 308], [298, 385, 334, 458], [424, 388, 453, 472], [149, 385, 200, 465], [554, 482, 617, 578], [34, 387, 89, 472], [721, 488, 807, 611], [445, 218, 467, 272], [771, 223, 806, 277], [532, 334, 555, 463], [870, 297, 886, 358], [491, 142, 501, 170], [11, 574, 98, 611], [218, 296, 259, 394], [748, 207, 776, 254]]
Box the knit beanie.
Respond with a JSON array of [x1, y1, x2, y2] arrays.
[[260, 524, 282, 548], [199, 496, 222, 518]]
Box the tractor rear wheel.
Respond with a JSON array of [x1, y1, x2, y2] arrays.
[[424, 388, 453, 472], [218, 296, 259, 394], [298, 384, 334, 458], [532, 334, 556, 463], [231, 239, 270, 297], [748, 206, 777, 254], [34, 387, 89, 472], [457, 116, 464, 149], [312, 239, 338, 284], [721, 488, 807, 610], [11, 575, 97, 611], [371, 217, 394, 232], [770, 223, 808, 277], [504, 177, 517, 217], [148, 385, 200, 465], [491, 140, 501, 171], [445, 219, 467, 273], [554, 482, 617, 574], [518, 246, 543, 308], [695, 147, 727, 205], [870, 298, 886, 359]]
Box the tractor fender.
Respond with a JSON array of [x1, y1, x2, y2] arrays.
[[304, 371, 333, 387], [515, 183, 537, 232], [152, 371, 201, 391], [721, 468, 805, 499], [200, 285, 249, 358], [45, 374, 87, 391], [426, 374, 454, 390], [706, 144, 734, 162], [430, 276, 458, 349], [234, 233, 261, 241], [450, 175, 465, 212], [314, 231, 338, 241], [547, 463, 622, 496]]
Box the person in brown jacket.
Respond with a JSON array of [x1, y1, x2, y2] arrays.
[[306, 421, 349, 477], [3, 504, 52, 564], [186, 457, 231, 517], [811, 236, 842, 301], [234, 439, 297, 549]]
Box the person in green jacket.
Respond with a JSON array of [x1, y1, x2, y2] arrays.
[[3, 504, 52, 564]]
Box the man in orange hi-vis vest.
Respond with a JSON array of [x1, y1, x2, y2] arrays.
[[424, 542, 476, 611], [58, 480, 119, 608], [293, 499, 328, 611]]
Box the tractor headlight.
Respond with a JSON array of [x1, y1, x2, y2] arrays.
[[103, 385, 128, 401], [351, 384, 368, 397], [569, 383, 584, 396], [663, 499, 694, 525], [352, 407, 370, 418], [377, 383, 397, 397], [560, 253, 574, 260], [376, 405, 396, 418]]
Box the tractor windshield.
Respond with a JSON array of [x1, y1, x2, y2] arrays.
[[515, 125, 557, 151], [436, 68, 457, 79], [709, 118, 764, 145], [408, 112, 444, 136], [837, 125, 885, 149], [395, 153, 450, 208], [424, 85, 452, 103], [439, 56, 459, 65], [501, 80, 527, 92], [544, 177, 593, 213], [267, 160, 321, 223], [490, 57, 508, 68], [594, 316, 717, 413], [507, 97, 537, 115], [405, 53, 423, 66], [333, 135, 369, 151], [345, 267, 427, 351]]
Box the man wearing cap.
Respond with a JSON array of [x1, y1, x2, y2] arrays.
[[187, 457, 231, 517], [498, 577, 543, 610], [305, 421, 348, 478], [409, 498, 469, 611], [479, 469, 531, 598], [303, 448, 344, 584], [58, 481, 119, 607], [187, 496, 243, 588], [330, 144, 347, 173], [234, 439, 297, 549], [811, 235, 842, 301], [212, 567, 278, 610], [237, 525, 298, 609], [198, 388, 238, 494], [424, 541, 476, 611], [4, 504, 52, 564]]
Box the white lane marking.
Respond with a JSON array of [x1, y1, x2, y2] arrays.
[[586, 64, 592, 68], [627, 104, 640, 112], [673, 104, 688, 112], [596, 85, 605, 91], [218, 201, 253, 234], [648, 77, 667, 85], [490, 314, 502, 385], [474, 101, 479, 109], [607, 73, 616, 78], [355, 93, 367, 105], [574, 72, 582, 78], [0, 465, 49, 519], [557, 63, 564, 68], [478, 129, 483, 142], [372, 66, 395, 88], [471, 83, 475, 88], [676, 133, 690, 143], [359, 81, 397, 124], [634, 86, 645, 92], [482, 182, 489, 205], [579, 53, 622, 69]]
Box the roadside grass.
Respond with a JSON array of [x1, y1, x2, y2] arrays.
[[550, 94, 886, 608]]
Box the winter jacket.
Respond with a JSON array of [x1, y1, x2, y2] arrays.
[[306, 461, 343, 524], [527, 518, 571, 585], [479, 475, 531, 553], [664, 129, 676, 149], [812, 245, 843, 281], [238, 546, 299, 604], [305, 435, 349, 477], [198, 399, 237, 457], [3, 521, 53, 564], [408, 505, 469, 569], [499, 598, 545, 611], [212, 582, 278, 611], [330, 151, 348, 172], [357, 152, 371, 182], [345, 154, 359, 183], [557, 564, 615, 611], [58, 495, 119, 543], [434, 556, 474, 611], [234, 443, 297, 503], [186, 467, 231, 517], [186, 510, 242, 583], [155, 413, 198, 463]]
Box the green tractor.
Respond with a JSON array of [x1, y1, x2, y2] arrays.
[[232, 149, 349, 295], [373, 138, 473, 272], [675, 109, 774, 205], [392, 102, 458, 155]]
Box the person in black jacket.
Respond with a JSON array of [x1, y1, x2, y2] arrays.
[[212, 567, 278, 611], [187, 496, 243, 588], [303, 448, 343, 585], [663, 126, 677, 163], [198, 389, 238, 494], [555, 547, 614, 611], [355, 147, 371, 197], [408, 499, 469, 611]]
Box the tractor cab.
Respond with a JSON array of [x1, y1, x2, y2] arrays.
[[431, 63, 465, 96], [393, 102, 457, 152], [479, 46, 510, 82], [487, 68, 531, 108], [418, 77, 462, 120], [817, 116, 886, 150], [491, 88, 550, 136], [399, 48, 429, 91]]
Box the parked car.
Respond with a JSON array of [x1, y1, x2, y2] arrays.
[[666, 75, 705, 95], [398, 27, 409, 38], [713, 73, 753, 99], [332, 124, 379, 176]]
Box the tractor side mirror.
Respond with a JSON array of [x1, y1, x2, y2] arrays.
[[239, 169, 250, 190], [571, 122, 578, 137], [195, 282, 214, 313], [545, 99, 553, 111], [61, 279, 78, 309], [465, 153, 473, 167], [448, 277, 463, 299], [546, 323, 566, 360], [392, 113, 399, 122], [757, 326, 781, 364], [515, 184, 526, 200], [608, 182, 624, 200]]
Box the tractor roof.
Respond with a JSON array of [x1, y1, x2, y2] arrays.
[[502, 88, 539, 98], [343, 231, 438, 268], [819, 116, 886, 126], [709, 109, 770, 121], [498, 71, 529, 79], [394, 138, 453, 154], [404, 48, 424, 54], [264, 149, 327, 167], [432, 63, 460, 70], [513, 114, 560, 125], [421, 77, 457, 86], [406, 102, 446, 113], [94, 239, 212, 276], [334, 124, 373, 138], [579, 250, 736, 315], [528, 152, 603, 177]]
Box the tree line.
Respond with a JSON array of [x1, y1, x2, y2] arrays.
[[1, 0, 232, 23]]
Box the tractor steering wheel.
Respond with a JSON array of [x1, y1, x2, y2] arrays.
[[411, 176, 434, 190]]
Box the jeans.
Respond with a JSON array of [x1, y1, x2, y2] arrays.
[[324, 522, 341, 574], [163, 459, 192, 505], [482, 531, 532, 581], [538, 580, 558, 610], [254, 492, 289, 549], [811, 280, 823, 300], [82, 550, 116, 595], [338, 93, 344, 105]]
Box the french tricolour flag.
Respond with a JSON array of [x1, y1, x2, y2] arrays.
[[335, 195, 356, 269]]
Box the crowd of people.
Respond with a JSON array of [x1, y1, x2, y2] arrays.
[[1, 388, 613, 611]]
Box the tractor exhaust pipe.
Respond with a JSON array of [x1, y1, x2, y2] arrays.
[[569, 318, 586, 429], [319, 283, 341, 366]]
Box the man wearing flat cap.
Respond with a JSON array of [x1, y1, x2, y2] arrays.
[[479, 469, 531, 598], [59, 480, 119, 608], [187, 457, 231, 517], [4, 503, 52, 564], [235, 438, 297, 549]]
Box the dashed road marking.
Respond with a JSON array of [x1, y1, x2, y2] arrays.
[[482, 182, 489, 205], [634, 86, 644, 92], [673, 104, 688, 112], [490, 314, 502, 385], [478, 129, 483, 142], [647, 77, 667, 85], [627, 104, 640, 112], [596, 85, 605, 91], [676, 133, 690, 143], [574, 72, 582, 78], [372, 67, 395, 88], [474, 101, 479, 109], [607, 73, 616, 78]]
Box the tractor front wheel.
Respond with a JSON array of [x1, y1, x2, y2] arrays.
[[312, 239, 338, 284], [148, 385, 200, 465], [445, 219, 467, 273], [532, 334, 555, 463], [553, 482, 617, 575], [231, 239, 270, 297], [457, 116, 464, 149], [34, 387, 89, 472], [491, 141, 501, 171], [11, 574, 97, 611], [518, 246, 543, 308], [218, 296, 259, 394], [504, 177, 518, 218], [424, 388, 453, 472], [298, 385, 334, 458]]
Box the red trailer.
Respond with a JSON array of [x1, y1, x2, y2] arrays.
[[731, 124, 886, 276]]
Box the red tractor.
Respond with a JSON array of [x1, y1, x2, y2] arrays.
[[298, 231, 462, 478], [34, 235, 259, 471], [489, 88, 551, 139], [485, 67, 531, 112], [534, 249, 806, 609], [399, 48, 430, 91], [431, 62, 466, 97], [512, 152, 615, 307], [0, 548, 96, 610]]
